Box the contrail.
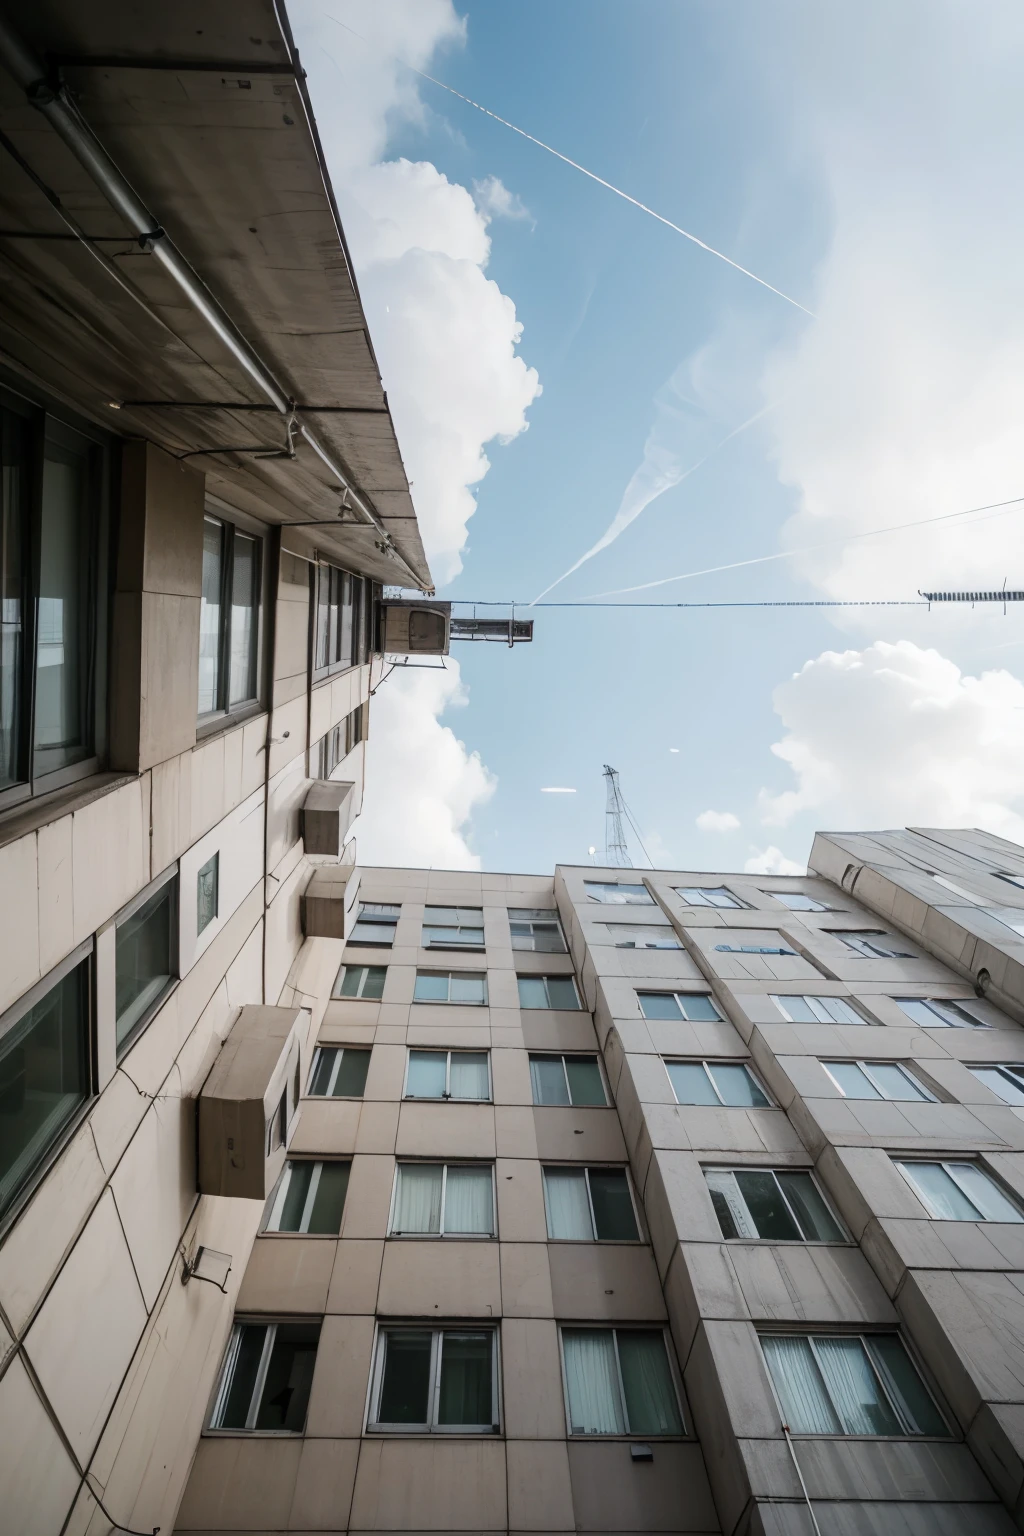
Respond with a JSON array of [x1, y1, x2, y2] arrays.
[[531, 404, 771, 605], [327, 14, 813, 318]]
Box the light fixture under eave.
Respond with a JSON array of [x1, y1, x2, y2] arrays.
[[181, 1245, 232, 1293], [107, 400, 121, 408]]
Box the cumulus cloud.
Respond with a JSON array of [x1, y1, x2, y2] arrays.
[[744, 847, 806, 876], [473, 175, 532, 223], [758, 640, 1024, 839], [354, 662, 495, 867], [696, 810, 740, 833]]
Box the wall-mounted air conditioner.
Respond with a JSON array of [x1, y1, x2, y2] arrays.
[[381, 600, 451, 656], [302, 779, 357, 857], [303, 847, 361, 940], [198, 1005, 309, 1199]]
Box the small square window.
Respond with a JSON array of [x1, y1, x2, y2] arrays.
[[197, 853, 219, 936], [666, 1060, 770, 1107], [894, 997, 986, 1029], [115, 875, 177, 1053], [583, 882, 654, 905], [308, 1046, 371, 1097], [705, 1167, 844, 1241], [561, 1328, 683, 1435], [264, 1160, 350, 1234], [413, 971, 488, 1005], [369, 1326, 498, 1431], [210, 1320, 320, 1432], [822, 1060, 931, 1102], [894, 1159, 1024, 1222], [529, 1053, 607, 1106], [517, 975, 580, 1010], [759, 1332, 945, 1437], [769, 891, 832, 912], [675, 886, 747, 909], [334, 964, 387, 1000], [543, 1166, 639, 1240], [406, 1050, 491, 1101], [390, 1163, 494, 1236], [637, 991, 723, 1022], [770, 995, 862, 1025]]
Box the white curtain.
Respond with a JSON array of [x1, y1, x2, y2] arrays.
[[450, 1053, 489, 1100], [812, 1337, 898, 1434], [704, 1170, 757, 1238], [563, 1330, 624, 1433], [393, 1164, 442, 1232], [443, 1167, 493, 1234], [530, 1056, 569, 1105], [543, 1168, 593, 1239], [760, 1336, 840, 1433]]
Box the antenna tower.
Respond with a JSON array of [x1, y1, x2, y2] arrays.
[[602, 765, 632, 868]]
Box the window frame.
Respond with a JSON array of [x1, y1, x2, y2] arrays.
[[542, 1164, 642, 1242], [893, 1157, 1024, 1222], [894, 996, 988, 1029], [516, 973, 582, 1010], [664, 1058, 773, 1108], [508, 908, 567, 953], [348, 902, 400, 947], [769, 994, 864, 1025], [262, 1158, 351, 1235], [366, 1323, 500, 1434], [317, 703, 366, 779], [311, 560, 373, 682], [196, 507, 267, 733], [421, 905, 486, 951], [995, 871, 1024, 892], [768, 891, 834, 912], [306, 1044, 372, 1098], [333, 963, 387, 1000], [821, 1059, 935, 1102], [413, 970, 488, 1006], [113, 863, 179, 1058], [969, 1063, 1024, 1104], [403, 1048, 492, 1102], [758, 1330, 948, 1439], [602, 923, 681, 949], [637, 990, 724, 1022], [558, 1325, 685, 1438], [387, 1161, 497, 1238], [583, 881, 655, 905], [829, 930, 915, 960], [528, 1052, 609, 1107], [703, 1165, 847, 1243], [207, 1317, 321, 1435], [675, 886, 748, 909]]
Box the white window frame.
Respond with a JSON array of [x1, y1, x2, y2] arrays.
[[421, 905, 485, 950], [602, 923, 681, 949], [830, 931, 915, 959], [703, 1166, 846, 1242], [403, 1049, 492, 1101], [637, 990, 723, 1022], [367, 1324, 500, 1433], [821, 1059, 935, 1101], [413, 970, 488, 1006], [208, 1319, 320, 1434], [197, 508, 267, 732], [583, 881, 654, 905], [307, 1044, 371, 1098], [714, 941, 797, 956], [768, 891, 833, 912], [387, 1162, 497, 1238], [675, 886, 748, 909], [893, 1157, 1024, 1221], [664, 1059, 772, 1107], [758, 1330, 947, 1438], [528, 1052, 609, 1107], [557, 1325, 685, 1438], [508, 908, 567, 952], [262, 1159, 350, 1234], [542, 1164, 641, 1241], [333, 963, 387, 1000], [969, 1063, 1024, 1103], [894, 996, 988, 1029], [770, 994, 863, 1025], [516, 973, 582, 1010]]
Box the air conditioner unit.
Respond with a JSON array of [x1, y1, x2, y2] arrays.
[[302, 779, 357, 857], [303, 847, 361, 939], [198, 1005, 309, 1199], [382, 600, 451, 655]]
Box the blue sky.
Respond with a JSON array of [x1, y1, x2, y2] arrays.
[[294, 0, 1024, 873]]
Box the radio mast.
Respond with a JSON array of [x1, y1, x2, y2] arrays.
[[602, 765, 632, 868]]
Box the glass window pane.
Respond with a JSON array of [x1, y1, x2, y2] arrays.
[[414, 973, 449, 1002], [733, 1170, 801, 1239], [314, 565, 329, 671], [0, 958, 90, 1223], [198, 518, 223, 715], [333, 1048, 370, 1098], [531, 1056, 570, 1106], [517, 976, 549, 1010], [443, 1166, 493, 1234], [307, 1162, 350, 1234], [705, 1169, 758, 1238], [273, 1161, 314, 1232], [34, 439, 93, 769], [584, 882, 653, 904], [255, 1322, 319, 1431], [352, 921, 396, 945], [393, 1164, 443, 1233], [407, 1051, 447, 1099], [772, 995, 816, 1022], [818, 998, 860, 1024], [228, 532, 258, 705], [617, 1331, 682, 1434], [564, 1056, 606, 1106], [196, 853, 218, 937], [945, 1162, 1023, 1222], [812, 1336, 900, 1435], [869, 1063, 928, 1101], [217, 1324, 267, 1428], [827, 1061, 879, 1099], [761, 1335, 841, 1433], [588, 1169, 639, 1240], [563, 1330, 625, 1433], [308, 1049, 336, 1096], [115, 881, 174, 1051], [543, 1168, 594, 1239], [972, 1067, 1024, 1106], [0, 408, 28, 790], [450, 973, 486, 1004], [378, 1330, 433, 1424], [544, 976, 579, 1010], [678, 995, 722, 1022], [438, 1333, 492, 1425], [896, 999, 942, 1027], [709, 1064, 769, 1107], [449, 1052, 490, 1100], [637, 993, 682, 1021], [775, 1171, 843, 1241], [867, 1335, 946, 1435], [897, 1161, 980, 1220], [360, 965, 386, 1000], [666, 1062, 719, 1105]]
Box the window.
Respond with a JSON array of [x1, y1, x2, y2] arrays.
[[759, 1333, 945, 1436], [0, 400, 110, 805], [603, 923, 680, 949], [637, 991, 722, 1022], [715, 943, 796, 956], [318, 704, 365, 778], [584, 881, 654, 905], [676, 886, 747, 909], [509, 908, 566, 952], [831, 931, 914, 959], [349, 902, 400, 946], [895, 997, 987, 1029], [927, 872, 982, 904], [530, 1053, 607, 1106], [198, 514, 262, 720], [308, 1045, 371, 1098], [561, 1329, 682, 1435], [210, 1320, 319, 1432], [666, 1060, 770, 1107], [517, 974, 580, 1010], [422, 906, 484, 949], [894, 1159, 1023, 1222], [196, 853, 219, 937], [770, 892, 833, 912], [312, 561, 372, 679], [970, 1064, 1024, 1105], [369, 1326, 497, 1431], [543, 1167, 639, 1240], [0, 947, 92, 1227], [770, 995, 862, 1025], [389, 1163, 494, 1236], [995, 872, 1024, 892], [405, 1050, 490, 1101], [264, 1160, 350, 1234], [705, 1168, 843, 1241], [822, 1060, 931, 1102], [115, 871, 177, 1054], [414, 971, 487, 1006], [333, 964, 386, 1000]]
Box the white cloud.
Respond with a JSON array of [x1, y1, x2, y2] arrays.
[[541, 787, 577, 794], [473, 175, 532, 224], [353, 661, 495, 867], [758, 640, 1024, 839], [744, 847, 806, 876], [696, 810, 740, 833]]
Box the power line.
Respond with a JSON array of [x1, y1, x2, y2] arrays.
[[448, 598, 931, 610]]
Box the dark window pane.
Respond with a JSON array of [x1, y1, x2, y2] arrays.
[[228, 531, 258, 706], [438, 1333, 492, 1425], [360, 966, 386, 1000], [867, 1335, 946, 1435], [564, 1056, 606, 1106], [544, 976, 579, 1009], [617, 1331, 682, 1434], [309, 1049, 336, 1096], [275, 1161, 314, 1232], [589, 1170, 639, 1240], [776, 1171, 843, 1242], [378, 1330, 433, 1423], [198, 518, 223, 714], [530, 1056, 569, 1105], [708, 1183, 742, 1238], [307, 1162, 350, 1234], [0, 407, 28, 789], [255, 1322, 320, 1431], [733, 1170, 801, 1239], [35, 438, 95, 772], [333, 1048, 370, 1097], [0, 958, 90, 1223], [218, 1324, 267, 1428], [115, 880, 174, 1051], [637, 993, 683, 1020]]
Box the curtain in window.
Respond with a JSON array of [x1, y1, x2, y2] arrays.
[[443, 1166, 493, 1233], [544, 1168, 593, 1239], [563, 1330, 625, 1433], [437, 1333, 492, 1425], [760, 1336, 840, 1433], [531, 1056, 569, 1105], [393, 1164, 443, 1232], [812, 1337, 899, 1434], [449, 1052, 489, 1099], [617, 1332, 682, 1433], [704, 1169, 757, 1237]]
